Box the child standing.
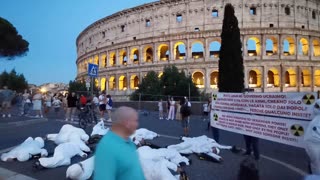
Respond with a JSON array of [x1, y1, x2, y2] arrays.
[[158, 99, 164, 119]]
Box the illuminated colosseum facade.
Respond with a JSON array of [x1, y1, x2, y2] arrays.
[[76, 0, 320, 96]]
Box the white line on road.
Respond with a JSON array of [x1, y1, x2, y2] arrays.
[[261, 154, 308, 176]]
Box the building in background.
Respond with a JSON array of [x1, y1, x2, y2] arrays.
[[76, 0, 320, 96]]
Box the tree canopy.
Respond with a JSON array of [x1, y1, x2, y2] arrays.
[[0, 69, 28, 92], [68, 80, 99, 95], [0, 17, 29, 59], [218, 4, 244, 92], [131, 65, 200, 101]]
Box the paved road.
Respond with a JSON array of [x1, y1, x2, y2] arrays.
[[0, 107, 310, 180]]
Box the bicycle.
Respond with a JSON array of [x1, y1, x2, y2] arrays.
[[78, 102, 98, 129]]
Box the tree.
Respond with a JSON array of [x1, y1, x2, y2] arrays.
[[218, 4, 244, 92], [0, 69, 28, 92], [131, 71, 161, 101], [68, 80, 98, 95], [130, 66, 200, 101], [160, 66, 199, 99], [0, 17, 29, 59]]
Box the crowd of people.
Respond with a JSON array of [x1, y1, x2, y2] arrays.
[[0, 86, 113, 122]]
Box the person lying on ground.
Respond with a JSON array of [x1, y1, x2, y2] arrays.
[[1, 137, 47, 162], [167, 135, 232, 162], [35, 142, 89, 169], [46, 124, 90, 152]]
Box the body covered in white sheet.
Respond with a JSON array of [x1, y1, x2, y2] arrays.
[[1, 137, 47, 162], [38, 142, 88, 168], [167, 135, 232, 161]]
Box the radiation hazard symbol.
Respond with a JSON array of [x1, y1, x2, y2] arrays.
[[213, 113, 219, 121], [290, 124, 304, 137], [212, 94, 217, 101], [302, 94, 315, 105]]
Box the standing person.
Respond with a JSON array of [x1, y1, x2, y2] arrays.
[[158, 99, 164, 119], [184, 97, 192, 119], [52, 96, 62, 117], [94, 107, 145, 180], [22, 89, 31, 116], [62, 93, 68, 112], [1, 86, 14, 118], [167, 97, 175, 120], [202, 100, 209, 121], [180, 98, 191, 137], [32, 90, 43, 118], [44, 92, 52, 114], [92, 94, 99, 112], [243, 135, 260, 160], [210, 97, 220, 142], [176, 100, 181, 120], [66, 92, 77, 121], [166, 97, 170, 119], [80, 94, 87, 107], [98, 91, 106, 121], [106, 95, 113, 122]]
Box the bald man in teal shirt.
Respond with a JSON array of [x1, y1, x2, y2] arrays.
[[94, 107, 145, 180]]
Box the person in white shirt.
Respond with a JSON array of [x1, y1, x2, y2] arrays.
[[21, 89, 31, 115], [202, 102, 209, 121], [105, 94, 113, 122], [167, 97, 175, 120], [158, 99, 164, 119], [98, 91, 106, 121], [92, 94, 99, 113], [52, 97, 62, 116]]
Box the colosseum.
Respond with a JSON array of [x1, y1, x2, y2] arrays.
[[76, 0, 320, 96]]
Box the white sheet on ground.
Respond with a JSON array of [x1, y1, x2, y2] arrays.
[[1, 137, 47, 162], [130, 128, 158, 145], [167, 135, 232, 161], [138, 146, 189, 180], [91, 121, 109, 136], [66, 156, 94, 180], [46, 124, 90, 152], [39, 142, 87, 168]]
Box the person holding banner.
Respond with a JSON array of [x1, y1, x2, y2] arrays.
[[243, 135, 260, 160], [209, 97, 220, 143]]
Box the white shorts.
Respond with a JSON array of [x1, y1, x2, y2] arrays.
[[46, 102, 52, 107], [33, 100, 42, 110], [106, 105, 112, 110]]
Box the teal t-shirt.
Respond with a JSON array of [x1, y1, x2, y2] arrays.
[[94, 131, 145, 180]]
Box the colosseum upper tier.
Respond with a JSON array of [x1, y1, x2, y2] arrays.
[[76, 0, 320, 96]]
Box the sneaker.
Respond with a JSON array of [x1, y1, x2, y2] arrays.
[[2, 114, 5, 118], [7, 114, 11, 118], [107, 118, 112, 122]]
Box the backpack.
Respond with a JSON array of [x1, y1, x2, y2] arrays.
[[180, 103, 191, 117], [108, 98, 113, 107]]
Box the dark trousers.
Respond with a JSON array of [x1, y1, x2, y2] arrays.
[[244, 135, 260, 160], [211, 126, 220, 143]]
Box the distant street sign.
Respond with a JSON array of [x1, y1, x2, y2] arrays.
[[85, 77, 91, 83], [86, 82, 90, 88], [88, 63, 98, 77]]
